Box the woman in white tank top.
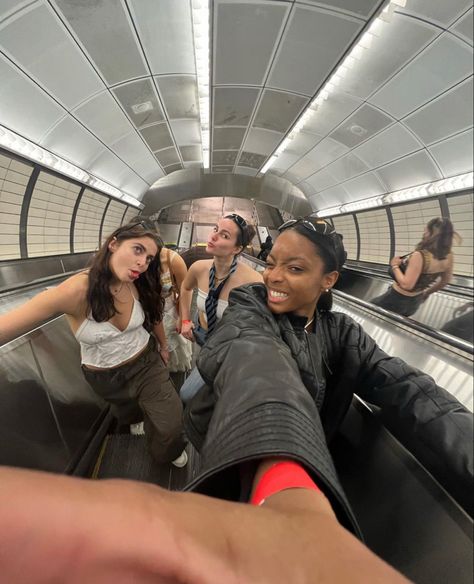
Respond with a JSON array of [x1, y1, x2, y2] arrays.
[[0, 219, 187, 468]]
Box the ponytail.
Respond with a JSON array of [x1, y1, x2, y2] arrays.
[[417, 217, 458, 259]]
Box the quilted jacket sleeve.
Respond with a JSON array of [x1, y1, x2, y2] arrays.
[[184, 288, 360, 535], [334, 313, 473, 513]]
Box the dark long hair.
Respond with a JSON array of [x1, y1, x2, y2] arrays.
[[87, 221, 164, 331], [288, 219, 346, 312], [416, 217, 458, 260]]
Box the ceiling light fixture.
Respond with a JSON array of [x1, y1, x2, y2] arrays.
[[316, 172, 474, 217], [0, 124, 142, 208], [260, 0, 403, 175], [191, 0, 210, 170]]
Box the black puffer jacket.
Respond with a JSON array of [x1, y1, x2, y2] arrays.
[[185, 284, 473, 517]]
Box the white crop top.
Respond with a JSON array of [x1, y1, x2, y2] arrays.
[[75, 294, 149, 368], [196, 288, 228, 324]]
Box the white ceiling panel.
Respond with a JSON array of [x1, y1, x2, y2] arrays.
[[403, 76, 473, 145], [243, 128, 283, 156], [451, 8, 473, 45], [329, 104, 393, 148], [213, 127, 246, 150], [88, 149, 132, 185], [41, 116, 104, 167], [305, 168, 338, 191], [213, 87, 260, 127], [289, 137, 349, 176], [342, 172, 387, 199], [429, 129, 474, 177], [310, 184, 349, 205], [74, 91, 131, 145], [54, 0, 148, 85], [303, 91, 362, 137], [302, 0, 379, 19], [0, 3, 103, 110], [376, 150, 442, 191], [234, 166, 258, 177], [325, 152, 369, 183], [338, 13, 438, 101], [0, 1, 27, 20], [113, 79, 164, 128], [268, 6, 361, 96], [253, 89, 308, 133], [120, 173, 151, 199], [112, 131, 160, 177], [0, 54, 65, 141], [129, 0, 195, 75], [271, 151, 301, 173], [370, 34, 473, 119], [354, 124, 422, 168], [156, 75, 199, 120], [170, 120, 201, 145], [214, 1, 289, 85], [402, 0, 472, 27], [284, 130, 324, 157]]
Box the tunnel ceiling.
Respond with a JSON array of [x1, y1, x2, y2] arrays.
[[0, 0, 472, 212]]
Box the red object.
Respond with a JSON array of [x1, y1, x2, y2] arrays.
[[250, 461, 320, 506], [181, 319, 192, 325]]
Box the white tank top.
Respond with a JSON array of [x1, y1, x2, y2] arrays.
[[196, 288, 228, 324], [75, 288, 149, 368]]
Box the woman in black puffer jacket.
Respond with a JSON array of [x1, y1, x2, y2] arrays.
[[184, 216, 473, 517]]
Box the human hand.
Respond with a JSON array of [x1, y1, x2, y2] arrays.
[[0, 467, 409, 584], [181, 319, 195, 341], [159, 347, 170, 366], [391, 256, 402, 268]]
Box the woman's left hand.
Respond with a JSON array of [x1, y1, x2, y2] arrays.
[[391, 256, 402, 268], [159, 347, 170, 366]]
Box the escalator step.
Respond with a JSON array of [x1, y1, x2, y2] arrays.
[[92, 434, 201, 490]]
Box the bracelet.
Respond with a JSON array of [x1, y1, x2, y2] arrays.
[[391, 265, 400, 270], [250, 461, 320, 506], [181, 319, 192, 325]]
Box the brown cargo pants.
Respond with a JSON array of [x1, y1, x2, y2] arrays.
[[82, 337, 185, 464]]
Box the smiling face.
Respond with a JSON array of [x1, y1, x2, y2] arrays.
[[108, 236, 158, 283], [263, 230, 339, 319], [206, 218, 242, 257]]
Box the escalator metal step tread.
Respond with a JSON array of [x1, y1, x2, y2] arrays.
[[92, 434, 201, 490]]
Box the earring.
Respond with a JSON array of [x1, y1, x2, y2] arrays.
[[325, 288, 330, 293]]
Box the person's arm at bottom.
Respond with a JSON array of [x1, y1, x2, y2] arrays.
[[0, 465, 410, 584]]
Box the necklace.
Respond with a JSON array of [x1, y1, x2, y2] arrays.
[[214, 270, 231, 283], [112, 281, 124, 296], [304, 316, 315, 333]]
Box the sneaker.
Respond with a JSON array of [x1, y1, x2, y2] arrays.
[[130, 422, 145, 435], [171, 449, 188, 468]]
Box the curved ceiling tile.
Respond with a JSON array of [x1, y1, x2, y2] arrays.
[[129, 0, 195, 75], [354, 123, 422, 167], [244, 128, 283, 156], [0, 55, 65, 141], [112, 131, 161, 177], [0, 3, 103, 110], [305, 168, 338, 192], [88, 149, 133, 186], [120, 174, 151, 199], [268, 6, 361, 96], [402, 0, 472, 27], [156, 75, 198, 120], [213, 87, 260, 127], [0, 1, 26, 20], [253, 90, 308, 133], [113, 79, 164, 129], [213, 127, 246, 150], [212, 150, 238, 166], [303, 90, 362, 137], [272, 151, 301, 174], [180, 145, 202, 162], [154, 147, 180, 168], [370, 34, 473, 119], [429, 129, 473, 177], [214, 1, 289, 85], [238, 151, 267, 169], [311, 184, 349, 207], [339, 13, 438, 101], [55, 0, 147, 86], [451, 8, 473, 45], [40, 116, 104, 167], [234, 166, 258, 177], [285, 130, 322, 157], [298, 137, 350, 175], [74, 91, 132, 145], [326, 152, 369, 183], [302, 0, 380, 18], [170, 120, 201, 145], [376, 150, 442, 191], [403, 76, 473, 145], [329, 104, 393, 149], [139, 122, 173, 151], [288, 156, 324, 181], [342, 172, 386, 200]]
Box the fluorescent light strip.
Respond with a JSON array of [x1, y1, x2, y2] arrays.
[[260, 0, 404, 174], [0, 125, 142, 208], [316, 172, 474, 217], [191, 0, 210, 170]]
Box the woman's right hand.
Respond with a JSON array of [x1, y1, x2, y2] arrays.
[[181, 319, 195, 341]]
